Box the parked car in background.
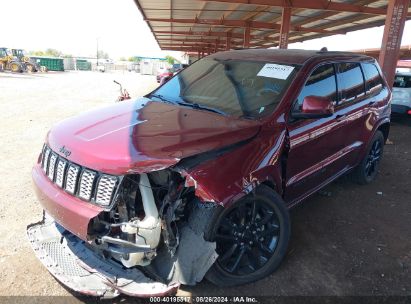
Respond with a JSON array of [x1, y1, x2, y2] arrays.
[[157, 64, 190, 84], [172, 63, 189, 73], [156, 67, 173, 83], [28, 49, 391, 298], [392, 72, 411, 115]]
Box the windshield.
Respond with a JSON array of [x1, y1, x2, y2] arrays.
[[150, 58, 299, 118], [394, 75, 411, 88]]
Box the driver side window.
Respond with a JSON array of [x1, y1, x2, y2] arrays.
[[293, 64, 337, 112]]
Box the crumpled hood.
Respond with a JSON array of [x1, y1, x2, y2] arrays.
[[47, 98, 261, 175]]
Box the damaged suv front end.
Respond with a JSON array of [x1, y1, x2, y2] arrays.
[[28, 100, 264, 297], [29, 159, 219, 297], [28, 50, 304, 298]]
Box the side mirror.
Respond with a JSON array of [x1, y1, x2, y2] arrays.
[[292, 95, 334, 119]]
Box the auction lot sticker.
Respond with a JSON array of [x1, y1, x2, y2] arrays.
[[257, 63, 294, 79]]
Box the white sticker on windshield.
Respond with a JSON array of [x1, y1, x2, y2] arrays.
[[257, 63, 294, 80]]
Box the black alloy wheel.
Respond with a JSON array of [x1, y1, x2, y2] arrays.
[[205, 185, 290, 287], [365, 139, 382, 179], [352, 130, 385, 185], [214, 199, 280, 275]]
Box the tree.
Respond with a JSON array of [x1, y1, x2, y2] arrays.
[[119, 56, 126, 61], [165, 55, 176, 65], [29, 49, 64, 57], [97, 50, 109, 59], [128, 56, 141, 62], [45, 48, 62, 57]]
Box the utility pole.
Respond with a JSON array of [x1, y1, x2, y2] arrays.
[[96, 37, 100, 70]]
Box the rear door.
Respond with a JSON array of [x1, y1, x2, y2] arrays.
[[284, 63, 350, 205], [335, 62, 388, 167]]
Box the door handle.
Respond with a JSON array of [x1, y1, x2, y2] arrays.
[[335, 114, 347, 122]]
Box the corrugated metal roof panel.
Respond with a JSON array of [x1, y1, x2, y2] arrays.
[[134, 0, 411, 52]]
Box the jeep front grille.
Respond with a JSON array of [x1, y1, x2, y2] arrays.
[[41, 145, 120, 207]]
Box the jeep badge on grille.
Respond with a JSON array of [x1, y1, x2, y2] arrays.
[[59, 146, 72, 158]]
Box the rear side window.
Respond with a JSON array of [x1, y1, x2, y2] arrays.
[[337, 63, 365, 104], [294, 64, 337, 111], [394, 75, 411, 88], [363, 63, 384, 93]]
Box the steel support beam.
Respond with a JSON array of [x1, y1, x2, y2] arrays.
[[379, 0, 410, 87], [279, 7, 291, 49], [244, 27, 251, 48], [226, 33, 232, 50], [147, 18, 347, 34], [161, 43, 226, 49], [157, 37, 242, 45], [154, 30, 275, 43], [154, 30, 245, 39], [200, 0, 398, 15]]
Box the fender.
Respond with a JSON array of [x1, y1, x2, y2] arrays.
[[180, 128, 288, 208]]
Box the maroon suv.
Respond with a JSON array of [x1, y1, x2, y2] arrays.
[[28, 49, 391, 298]]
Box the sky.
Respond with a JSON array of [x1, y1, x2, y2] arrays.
[[0, 0, 410, 59]]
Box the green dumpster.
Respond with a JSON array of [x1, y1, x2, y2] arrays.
[[31, 57, 64, 71], [76, 59, 91, 71]]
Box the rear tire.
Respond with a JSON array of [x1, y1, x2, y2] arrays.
[[27, 64, 35, 73], [203, 185, 290, 287], [352, 130, 384, 185]]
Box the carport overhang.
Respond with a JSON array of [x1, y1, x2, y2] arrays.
[[134, 0, 411, 88]]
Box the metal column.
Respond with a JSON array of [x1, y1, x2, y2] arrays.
[[379, 0, 410, 87], [243, 26, 251, 48], [226, 33, 232, 51], [279, 7, 292, 49]]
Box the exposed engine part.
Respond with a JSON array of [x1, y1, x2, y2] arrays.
[[158, 173, 188, 255], [88, 169, 212, 279], [119, 173, 161, 267]]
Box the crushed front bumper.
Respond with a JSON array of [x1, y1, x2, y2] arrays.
[[26, 218, 179, 298]]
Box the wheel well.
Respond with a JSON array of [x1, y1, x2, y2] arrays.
[[377, 123, 390, 142], [261, 180, 276, 191]]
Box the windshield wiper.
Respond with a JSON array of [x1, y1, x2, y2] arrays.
[[176, 101, 227, 116], [149, 93, 175, 104]]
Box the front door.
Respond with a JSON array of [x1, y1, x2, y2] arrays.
[[284, 63, 349, 205]]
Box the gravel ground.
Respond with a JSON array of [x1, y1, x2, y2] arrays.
[[0, 71, 410, 301]]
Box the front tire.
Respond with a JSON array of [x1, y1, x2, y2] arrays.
[[352, 130, 384, 185], [204, 185, 290, 287], [10, 62, 22, 73]]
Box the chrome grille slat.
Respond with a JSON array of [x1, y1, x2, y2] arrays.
[[42, 147, 51, 173], [48, 153, 58, 181], [40, 145, 47, 167], [55, 159, 67, 188], [40, 145, 119, 207], [65, 164, 80, 194], [96, 175, 118, 206], [79, 170, 96, 201]]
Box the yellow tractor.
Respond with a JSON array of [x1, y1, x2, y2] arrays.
[[12, 49, 46, 72], [0, 47, 24, 72]]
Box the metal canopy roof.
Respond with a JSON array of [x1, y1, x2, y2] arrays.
[[134, 0, 411, 52]]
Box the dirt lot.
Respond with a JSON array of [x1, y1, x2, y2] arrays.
[[0, 71, 410, 301]]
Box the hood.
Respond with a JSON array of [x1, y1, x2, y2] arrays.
[[392, 87, 411, 106], [47, 98, 261, 175]]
